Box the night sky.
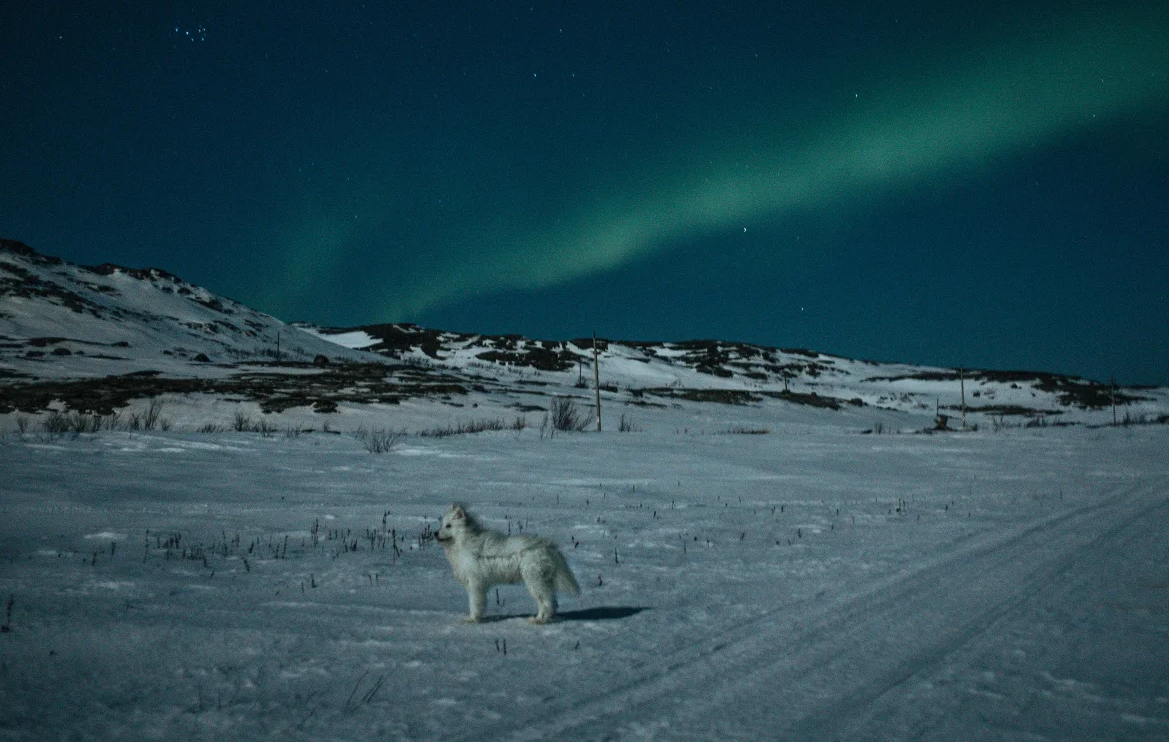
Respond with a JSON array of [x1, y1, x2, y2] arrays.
[[3, 2, 1167, 383]]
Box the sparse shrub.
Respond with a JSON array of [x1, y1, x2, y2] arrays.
[[990, 415, 1020, 432], [227, 410, 277, 434], [354, 427, 405, 453], [1121, 411, 1146, 426], [43, 411, 70, 435], [14, 415, 30, 436], [512, 416, 527, 432], [369, 429, 404, 452], [67, 412, 103, 434], [549, 396, 591, 432], [716, 426, 770, 435], [618, 414, 642, 432], [198, 422, 224, 434], [233, 411, 253, 432], [1115, 411, 1169, 427], [61, 412, 83, 434], [142, 399, 163, 430], [418, 424, 449, 439], [470, 418, 506, 434], [419, 418, 507, 438]]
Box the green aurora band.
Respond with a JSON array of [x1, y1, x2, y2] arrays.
[[270, 9, 1168, 321]]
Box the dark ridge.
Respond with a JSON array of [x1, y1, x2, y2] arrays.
[[1, 238, 189, 282], [631, 388, 762, 405], [570, 337, 610, 351], [348, 323, 459, 358], [0, 239, 53, 261], [86, 263, 185, 284], [474, 347, 580, 372]]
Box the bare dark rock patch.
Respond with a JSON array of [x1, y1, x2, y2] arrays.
[[0, 362, 470, 415], [635, 388, 762, 405], [760, 390, 847, 410]]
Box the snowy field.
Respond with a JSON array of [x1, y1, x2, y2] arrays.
[[2, 417, 1168, 741]]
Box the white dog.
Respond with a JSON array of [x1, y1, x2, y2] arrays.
[[435, 503, 579, 624]]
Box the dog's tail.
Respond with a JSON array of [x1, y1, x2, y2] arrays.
[[552, 547, 580, 596]]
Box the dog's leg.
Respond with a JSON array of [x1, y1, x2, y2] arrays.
[[464, 581, 487, 623], [523, 567, 557, 624], [529, 593, 557, 624]]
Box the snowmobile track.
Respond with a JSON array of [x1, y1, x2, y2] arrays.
[[460, 479, 1165, 741]]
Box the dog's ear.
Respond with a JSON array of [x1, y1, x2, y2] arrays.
[[451, 505, 466, 520]]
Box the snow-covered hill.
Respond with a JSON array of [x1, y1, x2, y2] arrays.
[[0, 238, 373, 380], [302, 322, 1169, 429], [2, 238, 1167, 430]]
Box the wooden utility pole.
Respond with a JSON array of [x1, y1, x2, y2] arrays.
[[1111, 376, 1117, 425], [592, 332, 602, 432], [959, 367, 966, 430]]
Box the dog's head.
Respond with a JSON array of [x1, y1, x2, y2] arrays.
[[435, 503, 474, 546]]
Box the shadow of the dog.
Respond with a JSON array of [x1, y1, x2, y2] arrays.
[[558, 606, 650, 621], [474, 606, 650, 623]]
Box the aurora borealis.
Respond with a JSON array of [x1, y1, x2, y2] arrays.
[[2, 2, 1167, 382]]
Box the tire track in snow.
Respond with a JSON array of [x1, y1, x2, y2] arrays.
[[770, 479, 1169, 742], [466, 479, 1163, 741], [868, 490, 1169, 741]]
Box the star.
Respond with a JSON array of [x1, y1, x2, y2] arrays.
[[174, 24, 207, 43]]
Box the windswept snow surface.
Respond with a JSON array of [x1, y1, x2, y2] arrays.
[[2, 422, 1167, 741]]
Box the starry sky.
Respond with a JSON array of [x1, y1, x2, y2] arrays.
[[3, 2, 1168, 383]]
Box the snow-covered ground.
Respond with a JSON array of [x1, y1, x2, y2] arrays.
[[2, 418, 1167, 741], [5, 239, 1169, 739]]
